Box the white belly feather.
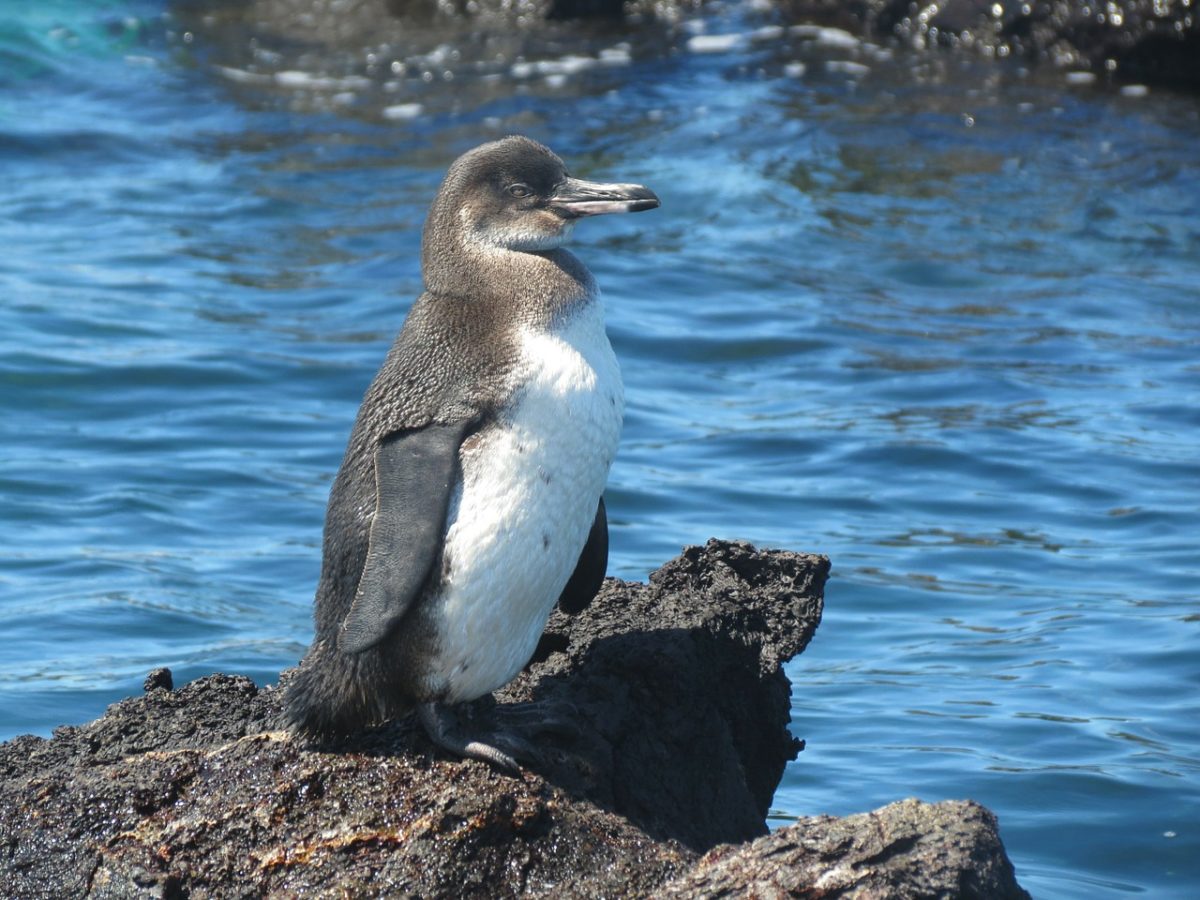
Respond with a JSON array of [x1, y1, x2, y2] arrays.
[[426, 298, 623, 703]]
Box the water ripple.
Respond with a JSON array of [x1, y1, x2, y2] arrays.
[[2, 3, 1199, 897]]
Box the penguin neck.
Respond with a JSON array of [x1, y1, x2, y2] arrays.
[[421, 221, 597, 328]]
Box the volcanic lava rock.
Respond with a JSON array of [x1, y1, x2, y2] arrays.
[[0, 539, 1028, 897], [657, 797, 1032, 899], [780, 0, 1200, 90]]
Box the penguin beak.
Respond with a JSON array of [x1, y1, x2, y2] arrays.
[[548, 177, 660, 217]]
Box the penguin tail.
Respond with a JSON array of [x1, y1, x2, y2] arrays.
[[281, 639, 388, 740]]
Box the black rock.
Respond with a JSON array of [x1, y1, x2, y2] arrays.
[[142, 667, 174, 693], [780, 0, 1200, 91], [0, 540, 1029, 897]]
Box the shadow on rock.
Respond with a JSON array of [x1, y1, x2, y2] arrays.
[[511, 624, 801, 851], [314, 538, 825, 852]]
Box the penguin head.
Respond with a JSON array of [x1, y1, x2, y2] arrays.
[[429, 136, 660, 255]]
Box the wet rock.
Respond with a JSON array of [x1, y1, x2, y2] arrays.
[[0, 540, 1027, 897], [779, 0, 1200, 91], [172, 0, 1199, 92]]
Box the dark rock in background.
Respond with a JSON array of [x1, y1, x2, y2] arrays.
[[169, 0, 1200, 104], [0, 540, 1028, 897], [778, 0, 1200, 91]]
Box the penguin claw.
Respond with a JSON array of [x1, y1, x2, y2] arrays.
[[458, 738, 522, 773]]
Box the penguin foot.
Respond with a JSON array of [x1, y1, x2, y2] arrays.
[[491, 697, 580, 740], [417, 702, 533, 773]]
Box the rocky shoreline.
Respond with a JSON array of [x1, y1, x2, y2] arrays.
[[0, 540, 1030, 897], [775, 0, 1200, 91]]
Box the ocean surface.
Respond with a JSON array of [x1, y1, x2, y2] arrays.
[[2, 1, 1198, 895]]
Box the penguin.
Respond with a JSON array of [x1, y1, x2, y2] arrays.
[[283, 136, 659, 770]]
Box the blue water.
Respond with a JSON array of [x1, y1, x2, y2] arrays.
[[2, 2, 1199, 895]]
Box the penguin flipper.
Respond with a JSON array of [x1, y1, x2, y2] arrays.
[[556, 496, 608, 615], [338, 422, 469, 654]]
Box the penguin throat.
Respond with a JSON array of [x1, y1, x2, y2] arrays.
[[421, 209, 597, 317], [460, 208, 576, 253]]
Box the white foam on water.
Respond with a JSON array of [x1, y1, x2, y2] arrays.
[[382, 103, 423, 120], [687, 33, 748, 54], [827, 60, 871, 76], [542, 55, 597, 76], [599, 44, 632, 65], [749, 25, 785, 42], [273, 71, 371, 90], [512, 55, 599, 79], [791, 25, 861, 49], [215, 65, 271, 85]]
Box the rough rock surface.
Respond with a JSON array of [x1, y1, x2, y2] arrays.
[[170, 0, 1199, 97], [779, 0, 1200, 90], [0, 539, 1028, 897], [657, 798, 1032, 899]]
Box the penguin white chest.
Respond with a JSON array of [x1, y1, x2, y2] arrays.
[[430, 299, 623, 703]]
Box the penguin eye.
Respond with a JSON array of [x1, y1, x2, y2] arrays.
[[507, 183, 533, 199]]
